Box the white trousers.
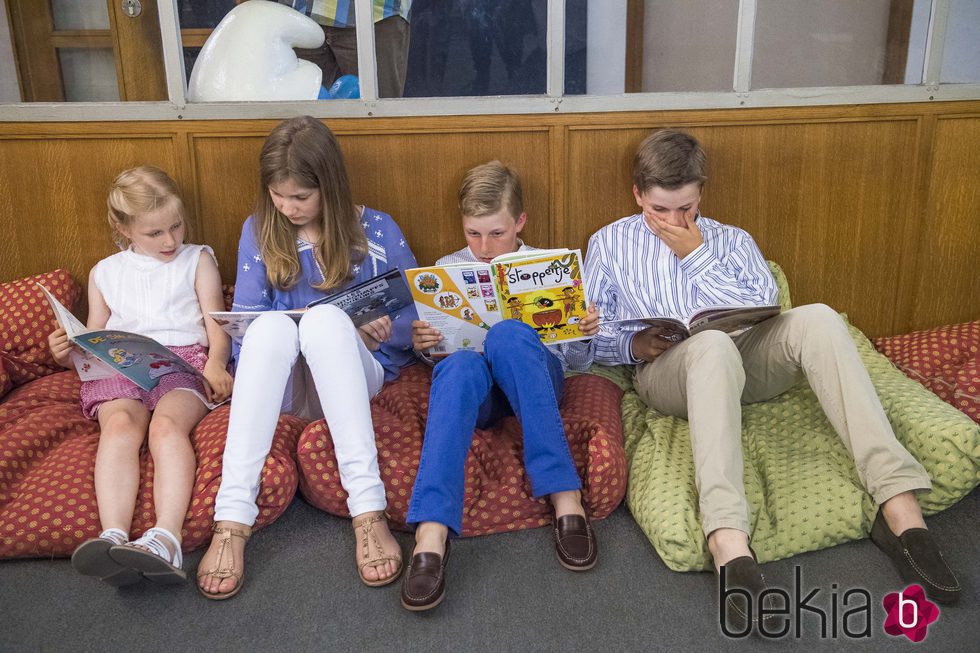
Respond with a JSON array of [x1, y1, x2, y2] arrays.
[[214, 305, 386, 525]]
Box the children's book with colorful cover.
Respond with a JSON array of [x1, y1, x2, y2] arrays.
[[210, 268, 414, 341], [37, 283, 213, 397], [603, 304, 781, 342], [407, 249, 590, 356]]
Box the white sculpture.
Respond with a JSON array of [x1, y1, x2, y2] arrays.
[[188, 0, 325, 102]]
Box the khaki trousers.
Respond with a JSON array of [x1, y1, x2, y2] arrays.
[[633, 303, 931, 536]]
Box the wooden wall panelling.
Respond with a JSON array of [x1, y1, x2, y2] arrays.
[[906, 116, 980, 331], [335, 128, 552, 268], [566, 118, 921, 338], [0, 134, 179, 297], [189, 131, 267, 284]]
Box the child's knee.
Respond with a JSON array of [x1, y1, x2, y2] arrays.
[[485, 320, 540, 357], [299, 303, 352, 338], [433, 349, 490, 385], [684, 329, 740, 367], [247, 311, 298, 341], [100, 412, 146, 442]]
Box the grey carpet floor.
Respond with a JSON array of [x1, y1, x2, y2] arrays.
[[1, 489, 976, 653]]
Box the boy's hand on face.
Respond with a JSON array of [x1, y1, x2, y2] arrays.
[[630, 326, 675, 363], [412, 319, 443, 352], [648, 211, 703, 259], [358, 315, 392, 351], [578, 303, 601, 337]]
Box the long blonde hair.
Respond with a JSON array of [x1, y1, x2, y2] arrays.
[[254, 116, 367, 291], [106, 165, 185, 248]]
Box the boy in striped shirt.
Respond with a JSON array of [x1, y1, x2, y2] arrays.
[[582, 129, 959, 630]]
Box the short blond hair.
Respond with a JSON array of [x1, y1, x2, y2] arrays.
[[633, 129, 707, 193], [458, 161, 524, 219], [107, 165, 185, 248]]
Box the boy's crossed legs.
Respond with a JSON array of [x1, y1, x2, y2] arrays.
[[633, 304, 957, 627]]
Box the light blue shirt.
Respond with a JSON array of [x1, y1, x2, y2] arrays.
[[582, 213, 778, 366]]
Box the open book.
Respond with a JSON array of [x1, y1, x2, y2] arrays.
[[37, 283, 216, 402], [407, 249, 590, 356], [209, 267, 414, 341], [604, 304, 781, 342]]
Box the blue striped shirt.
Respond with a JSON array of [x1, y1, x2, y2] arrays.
[[583, 213, 777, 366]]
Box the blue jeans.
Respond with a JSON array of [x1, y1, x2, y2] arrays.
[[406, 320, 582, 535]]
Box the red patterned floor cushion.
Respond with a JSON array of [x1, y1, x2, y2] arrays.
[[873, 321, 980, 424], [0, 371, 306, 558], [0, 269, 82, 387], [297, 364, 627, 536], [0, 358, 11, 400]]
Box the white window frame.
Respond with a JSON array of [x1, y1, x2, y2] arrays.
[[1, 0, 978, 121]]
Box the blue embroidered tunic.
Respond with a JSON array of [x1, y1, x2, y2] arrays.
[[231, 207, 418, 380]]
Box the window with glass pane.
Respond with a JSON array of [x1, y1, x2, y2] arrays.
[[404, 0, 548, 97], [3, 0, 169, 102], [941, 0, 980, 83], [182, 0, 365, 101], [753, 0, 931, 89]]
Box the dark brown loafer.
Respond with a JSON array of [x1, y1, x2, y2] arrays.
[[717, 551, 777, 635], [553, 514, 597, 571], [400, 539, 451, 612], [869, 507, 961, 605]]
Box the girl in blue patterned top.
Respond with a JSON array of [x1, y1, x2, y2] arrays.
[[197, 116, 417, 600]]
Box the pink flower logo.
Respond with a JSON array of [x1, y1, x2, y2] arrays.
[[882, 584, 939, 642]]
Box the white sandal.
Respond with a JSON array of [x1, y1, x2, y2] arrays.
[[71, 528, 141, 586], [108, 527, 186, 584]]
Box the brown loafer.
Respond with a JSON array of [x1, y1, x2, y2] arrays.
[[400, 539, 451, 612], [869, 507, 961, 605], [553, 514, 597, 571], [717, 550, 777, 635]]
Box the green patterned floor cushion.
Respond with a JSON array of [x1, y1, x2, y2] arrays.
[[615, 262, 980, 571]]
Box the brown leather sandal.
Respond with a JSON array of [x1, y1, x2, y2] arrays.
[[353, 512, 403, 587], [196, 523, 251, 601]]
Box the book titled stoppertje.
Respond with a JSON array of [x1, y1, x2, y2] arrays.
[[407, 248, 590, 356], [209, 267, 414, 341]]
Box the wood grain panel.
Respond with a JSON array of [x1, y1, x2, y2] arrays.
[[567, 119, 920, 337], [907, 116, 980, 330], [337, 129, 551, 267], [192, 127, 552, 282], [0, 135, 179, 290], [1, 101, 978, 337]]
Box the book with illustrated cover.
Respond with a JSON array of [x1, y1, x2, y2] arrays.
[[209, 267, 414, 341], [603, 304, 781, 342], [37, 283, 212, 398], [407, 248, 590, 356]]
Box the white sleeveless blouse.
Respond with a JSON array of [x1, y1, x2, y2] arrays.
[[94, 244, 213, 347]]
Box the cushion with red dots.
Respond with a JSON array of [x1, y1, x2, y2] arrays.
[[0, 269, 82, 387], [0, 358, 11, 400], [873, 321, 980, 424], [296, 363, 627, 536], [0, 371, 306, 558]]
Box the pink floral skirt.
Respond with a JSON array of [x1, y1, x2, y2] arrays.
[[80, 344, 209, 420]]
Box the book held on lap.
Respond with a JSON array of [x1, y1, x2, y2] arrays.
[[209, 267, 414, 341], [603, 304, 781, 342], [37, 283, 211, 396], [407, 249, 590, 356]]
